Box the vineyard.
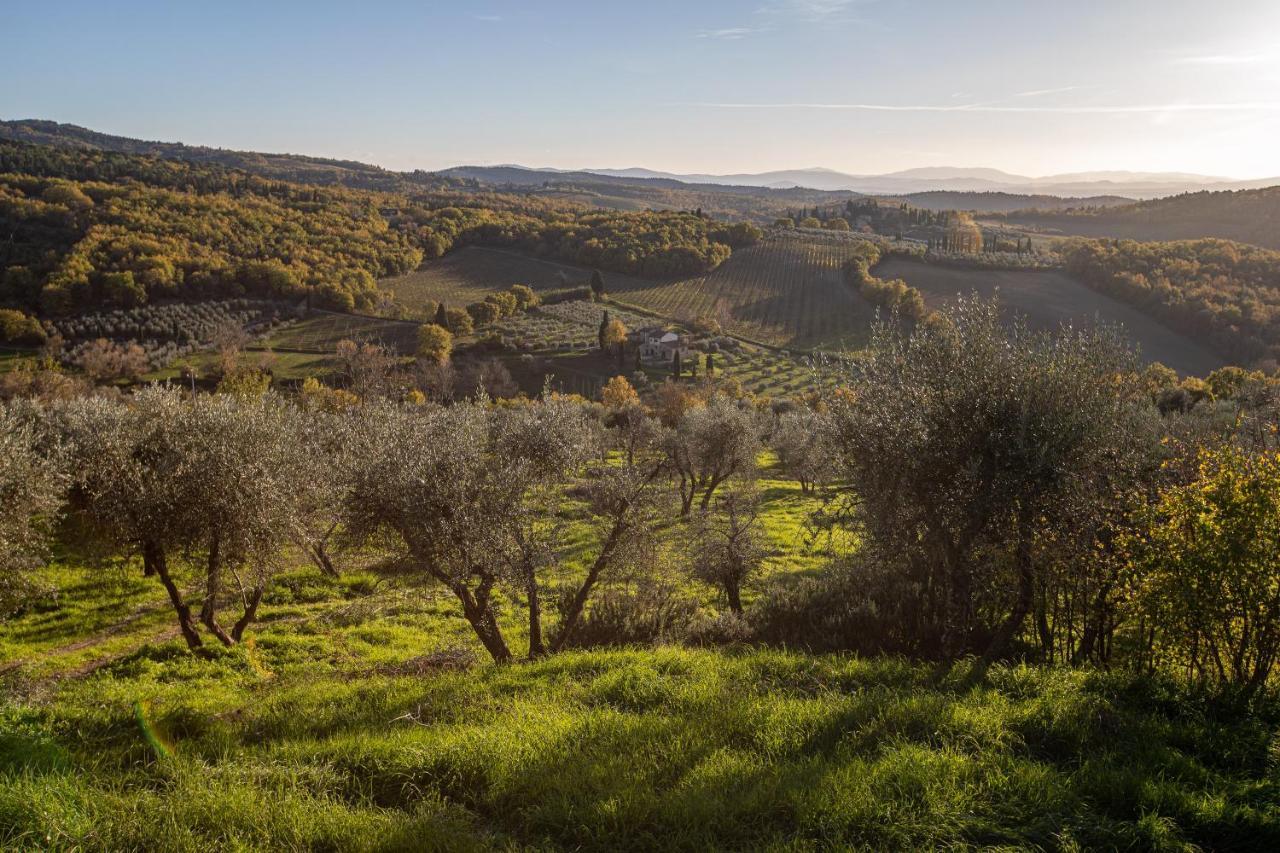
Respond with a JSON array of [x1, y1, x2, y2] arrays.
[[874, 258, 1228, 375], [492, 300, 819, 398]]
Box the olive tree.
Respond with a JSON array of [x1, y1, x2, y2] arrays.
[[288, 406, 360, 578], [605, 400, 659, 467], [772, 408, 836, 494], [0, 403, 66, 616], [663, 394, 761, 516], [61, 388, 307, 648], [60, 390, 206, 647], [826, 297, 1152, 662], [687, 489, 765, 614], [342, 397, 665, 661], [181, 392, 311, 644]]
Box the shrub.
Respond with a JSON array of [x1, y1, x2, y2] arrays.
[[74, 338, 149, 382], [509, 284, 539, 309], [417, 323, 453, 364], [601, 375, 639, 409], [749, 555, 921, 654], [551, 579, 699, 650], [466, 301, 501, 326], [485, 291, 518, 317], [443, 307, 474, 336], [1128, 445, 1280, 693], [0, 309, 46, 346]]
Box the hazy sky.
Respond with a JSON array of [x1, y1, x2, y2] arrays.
[[5, 0, 1280, 178]]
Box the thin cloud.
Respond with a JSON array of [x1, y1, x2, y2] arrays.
[[688, 101, 1280, 114], [474, 14, 503, 22], [754, 0, 873, 23], [1174, 52, 1273, 65], [1014, 86, 1079, 98], [791, 0, 858, 17], [696, 27, 763, 40]]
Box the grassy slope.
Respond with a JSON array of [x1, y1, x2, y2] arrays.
[[2, 468, 1277, 851], [379, 247, 657, 318]]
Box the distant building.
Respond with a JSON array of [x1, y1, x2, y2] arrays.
[[632, 326, 695, 365]]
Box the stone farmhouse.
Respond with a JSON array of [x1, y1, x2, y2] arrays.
[[631, 326, 695, 366]]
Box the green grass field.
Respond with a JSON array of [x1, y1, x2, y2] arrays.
[[262, 313, 422, 356], [2, 462, 1277, 850], [379, 247, 656, 318]]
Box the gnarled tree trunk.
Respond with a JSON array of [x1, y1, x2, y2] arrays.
[[143, 540, 202, 650]]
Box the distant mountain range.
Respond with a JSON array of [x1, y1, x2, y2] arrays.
[[6, 119, 1279, 237], [449, 164, 1280, 200]]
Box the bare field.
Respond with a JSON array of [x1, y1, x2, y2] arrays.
[[875, 258, 1227, 375]]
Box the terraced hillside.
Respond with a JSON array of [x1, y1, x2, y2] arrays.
[[875, 258, 1227, 375]]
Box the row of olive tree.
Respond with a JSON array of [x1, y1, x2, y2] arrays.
[[1, 380, 772, 661], [8, 296, 1280, 691]]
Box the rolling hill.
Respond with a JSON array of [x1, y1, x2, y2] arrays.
[[381, 236, 876, 351], [510, 164, 1280, 199], [0, 119, 462, 191], [382, 232, 1234, 366], [894, 191, 1133, 213], [999, 186, 1280, 250]]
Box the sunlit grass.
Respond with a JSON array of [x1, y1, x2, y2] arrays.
[[2, 473, 1275, 850], [4, 644, 1277, 850]]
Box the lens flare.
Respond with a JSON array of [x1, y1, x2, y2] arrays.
[[133, 700, 174, 760]]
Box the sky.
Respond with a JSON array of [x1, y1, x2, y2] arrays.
[[4, 0, 1280, 178]]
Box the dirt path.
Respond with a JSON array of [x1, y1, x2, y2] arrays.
[[0, 591, 185, 681]]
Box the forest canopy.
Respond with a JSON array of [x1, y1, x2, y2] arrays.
[[1061, 237, 1280, 368], [0, 140, 749, 316]]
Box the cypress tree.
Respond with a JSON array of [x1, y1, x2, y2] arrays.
[[598, 310, 610, 351], [434, 302, 447, 327], [672, 350, 682, 379]]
